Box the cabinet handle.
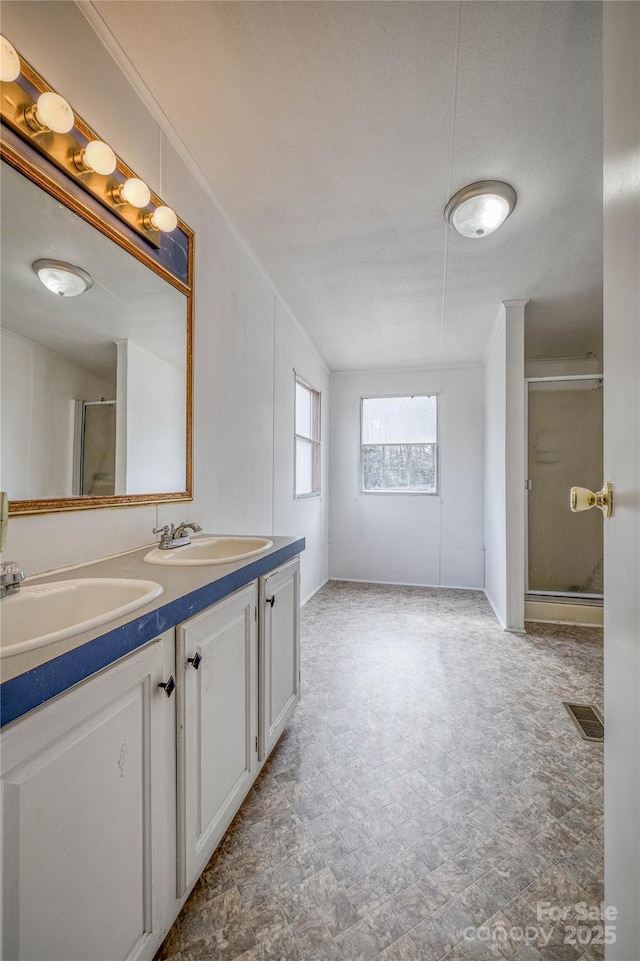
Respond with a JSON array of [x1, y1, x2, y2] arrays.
[[266, 596, 275, 608], [158, 675, 176, 697], [188, 653, 202, 670]]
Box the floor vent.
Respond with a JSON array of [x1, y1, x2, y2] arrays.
[[563, 702, 604, 742]]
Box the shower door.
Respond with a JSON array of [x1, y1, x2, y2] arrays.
[[526, 376, 603, 598], [78, 401, 116, 496]]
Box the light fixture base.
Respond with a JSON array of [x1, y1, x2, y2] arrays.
[[23, 103, 47, 133], [73, 147, 90, 172], [111, 183, 127, 205]]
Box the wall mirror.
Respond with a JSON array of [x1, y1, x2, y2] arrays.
[[0, 49, 193, 516]]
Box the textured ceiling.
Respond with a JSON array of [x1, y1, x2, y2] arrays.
[[91, 1, 603, 370]]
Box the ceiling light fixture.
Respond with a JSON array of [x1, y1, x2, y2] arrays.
[[74, 140, 117, 176], [444, 180, 517, 238], [32, 259, 93, 297], [25, 91, 74, 134], [0, 35, 20, 81]]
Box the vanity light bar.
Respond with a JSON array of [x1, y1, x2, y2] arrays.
[[0, 35, 179, 243]]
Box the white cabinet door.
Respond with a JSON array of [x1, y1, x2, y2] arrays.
[[177, 582, 258, 894], [1, 635, 174, 961], [259, 557, 300, 761]]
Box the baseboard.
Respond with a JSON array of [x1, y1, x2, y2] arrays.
[[327, 576, 485, 592], [524, 599, 603, 627]]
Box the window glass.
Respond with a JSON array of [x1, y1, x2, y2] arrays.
[[362, 395, 437, 444], [295, 438, 313, 494], [295, 382, 313, 439], [295, 377, 321, 496], [361, 395, 437, 493]]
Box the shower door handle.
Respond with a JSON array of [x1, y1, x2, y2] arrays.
[[570, 482, 613, 518]]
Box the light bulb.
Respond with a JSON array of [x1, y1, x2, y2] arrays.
[[33, 92, 74, 133], [451, 194, 511, 238], [150, 205, 178, 232], [82, 140, 117, 175], [32, 259, 93, 297], [120, 177, 151, 208], [0, 35, 20, 82]]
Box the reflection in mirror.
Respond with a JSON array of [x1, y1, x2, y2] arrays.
[[78, 401, 116, 496], [1, 158, 189, 506]]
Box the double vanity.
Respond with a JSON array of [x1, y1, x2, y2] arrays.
[[0, 39, 305, 961], [0, 533, 304, 961]]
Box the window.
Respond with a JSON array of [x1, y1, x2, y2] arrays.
[[361, 395, 437, 493], [295, 375, 321, 496]]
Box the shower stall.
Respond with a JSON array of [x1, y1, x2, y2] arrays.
[[526, 375, 603, 610], [74, 400, 117, 497]]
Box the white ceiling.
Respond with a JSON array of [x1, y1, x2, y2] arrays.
[[92, 0, 603, 370]]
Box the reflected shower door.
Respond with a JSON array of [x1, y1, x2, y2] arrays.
[[527, 377, 603, 597], [80, 401, 116, 496]]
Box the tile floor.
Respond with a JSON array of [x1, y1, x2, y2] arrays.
[[155, 582, 605, 961]]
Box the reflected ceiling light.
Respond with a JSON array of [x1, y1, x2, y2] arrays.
[[112, 177, 151, 208], [146, 205, 178, 233], [32, 259, 93, 297], [0, 35, 20, 82], [25, 91, 74, 134], [444, 180, 517, 238], [74, 140, 117, 175]]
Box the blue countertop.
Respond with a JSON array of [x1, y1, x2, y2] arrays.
[[1, 535, 304, 727]]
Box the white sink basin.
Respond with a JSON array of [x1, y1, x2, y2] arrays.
[[1, 578, 163, 658], [143, 535, 273, 567]]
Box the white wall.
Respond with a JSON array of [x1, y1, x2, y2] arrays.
[[603, 3, 640, 954], [273, 301, 330, 603], [1, 329, 114, 500], [1, 1, 329, 603], [115, 340, 186, 495], [329, 366, 484, 589], [484, 316, 508, 624]]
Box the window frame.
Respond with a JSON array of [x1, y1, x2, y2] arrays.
[[294, 373, 321, 498], [360, 393, 439, 495]]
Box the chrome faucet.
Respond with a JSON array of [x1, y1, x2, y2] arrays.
[[152, 522, 202, 550], [1, 561, 25, 598]]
